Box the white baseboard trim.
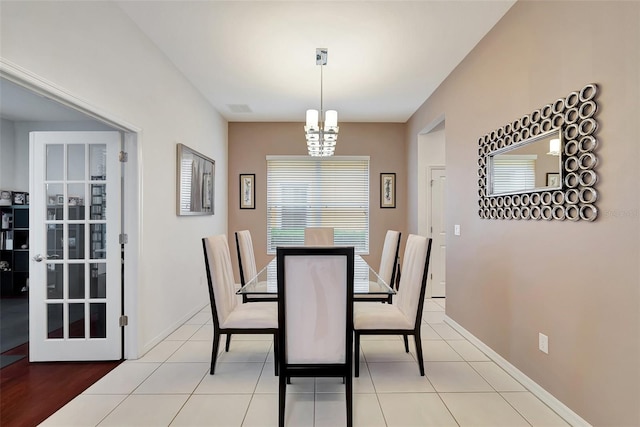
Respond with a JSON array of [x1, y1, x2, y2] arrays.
[[444, 315, 591, 427]]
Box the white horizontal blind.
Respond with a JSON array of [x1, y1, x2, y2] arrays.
[[267, 156, 369, 254], [492, 155, 536, 194]]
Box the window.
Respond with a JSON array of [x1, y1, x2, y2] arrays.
[[267, 156, 369, 254], [491, 155, 536, 194]]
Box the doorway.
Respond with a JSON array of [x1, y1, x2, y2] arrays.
[[0, 70, 139, 362]]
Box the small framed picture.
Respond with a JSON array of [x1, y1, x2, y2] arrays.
[[240, 174, 255, 209], [48, 196, 56, 205], [0, 191, 11, 206], [12, 192, 26, 205], [68, 197, 78, 206], [56, 195, 64, 205], [546, 172, 560, 187], [380, 173, 396, 208]]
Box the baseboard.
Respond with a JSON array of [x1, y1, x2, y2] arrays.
[[444, 315, 591, 427]]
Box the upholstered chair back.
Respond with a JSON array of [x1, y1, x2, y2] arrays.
[[203, 234, 239, 326], [235, 230, 257, 285], [304, 227, 334, 246], [393, 234, 429, 326], [378, 230, 401, 287]]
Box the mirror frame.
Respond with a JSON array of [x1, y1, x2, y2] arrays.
[[176, 143, 215, 216], [477, 83, 599, 221]]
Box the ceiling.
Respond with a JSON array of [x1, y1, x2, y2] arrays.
[[0, 1, 515, 124]]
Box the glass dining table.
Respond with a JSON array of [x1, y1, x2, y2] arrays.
[[237, 254, 396, 297]]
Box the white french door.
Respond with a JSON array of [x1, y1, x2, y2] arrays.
[[29, 131, 122, 361]]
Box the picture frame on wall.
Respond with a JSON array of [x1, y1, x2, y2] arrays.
[[546, 172, 560, 187], [380, 173, 396, 208], [240, 174, 255, 209]]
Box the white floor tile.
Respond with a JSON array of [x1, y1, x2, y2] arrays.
[[409, 339, 463, 362], [84, 362, 160, 394], [132, 341, 184, 363], [447, 339, 490, 361], [217, 340, 272, 363], [424, 361, 493, 392], [167, 340, 212, 363], [189, 324, 213, 341], [40, 394, 127, 426], [184, 311, 212, 325], [430, 323, 464, 340], [254, 363, 315, 394], [501, 392, 570, 426], [170, 394, 251, 426], [470, 361, 526, 391], [422, 311, 446, 324], [419, 322, 442, 340], [315, 393, 349, 427], [360, 340, 416, 363], [368, 362, 435, 392], [378, 392, 458, 426], [440, 392, 530, 426], [133, 362, 208, 394], [98, 394, 189, 426], [195, 362, 263, 394], [353, 394, 387, 427], [166, 324, 202, 341], [423, 299, 445, 312]]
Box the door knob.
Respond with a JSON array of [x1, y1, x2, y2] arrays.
[[33, 254, 46, 262]]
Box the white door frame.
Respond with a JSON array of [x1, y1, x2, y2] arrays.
[[1, 59, 141, 359]]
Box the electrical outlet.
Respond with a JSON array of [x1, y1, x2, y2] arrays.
[[539, 333, 549, 354], [454, 224, 461, 236]]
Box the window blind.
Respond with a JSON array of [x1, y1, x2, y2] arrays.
[[492, 155, 536, 194], [266, 156, 369, 254]]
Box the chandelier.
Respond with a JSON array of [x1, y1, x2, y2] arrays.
[[305, 48, 339, 157]]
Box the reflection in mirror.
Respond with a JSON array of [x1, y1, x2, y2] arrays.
[[176, 144, 215, 216], [489, 129, 562, 196]]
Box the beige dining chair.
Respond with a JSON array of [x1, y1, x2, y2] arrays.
[[304, 227, 334, 246], [202, 234, 279, 375], [354, 230, 401, 303], [235, 230, 277, 303], [353, 234, 432, 377], [276, 246, 354, 427]]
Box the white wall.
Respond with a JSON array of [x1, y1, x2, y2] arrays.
[[0, 118, 17, 190], [0, 1, 228, 357]]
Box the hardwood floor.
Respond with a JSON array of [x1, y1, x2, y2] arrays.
[[0, 343, 121, 427]]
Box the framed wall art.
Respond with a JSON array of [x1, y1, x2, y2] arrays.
[[176, 143, 215, 216], [240, 174, 255, 209], [380, 173, 396, 208]]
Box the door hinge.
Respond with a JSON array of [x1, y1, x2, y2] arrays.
[[430, 179, 434, 187], [119, 151, 128, 162], [430, 273, 433, 280], [119, 315, 128, 327], [119, 233, 128, 244]]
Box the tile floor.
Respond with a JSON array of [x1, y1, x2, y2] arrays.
[[41, 299, 570, 426]]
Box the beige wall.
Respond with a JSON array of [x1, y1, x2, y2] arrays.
[[228, 122, 407, 280], [407, 1, 639, 425]]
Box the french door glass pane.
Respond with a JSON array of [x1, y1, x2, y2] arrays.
[[67, 183, 85, 220], [68, 263, 85, 299], [69, 303, 85, 339], [90, 263, 107, 298], [90, 303, 107, 338], [46, 145, 63, 181], [68, 224, 85, 260], [67, 144, 86, 181], [46, 264, 63, 300], [47, 304, 63, 339], [90, 144, 107, 179]]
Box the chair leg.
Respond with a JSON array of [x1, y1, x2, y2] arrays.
[[346, 369, 353, 427], [413, 333, 425, 376], [211, 329, 221, 375], [274, 334, 279, 376], [403, 335, 409, 353], [225, 334, 232, 352], [354, 332, 361, 378], [278, 370, 287, 427]]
